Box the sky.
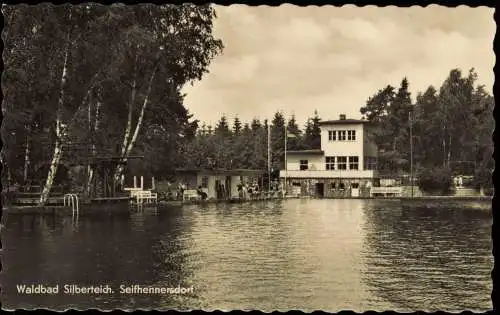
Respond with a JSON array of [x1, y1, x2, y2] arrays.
[[181, 5, 494, 128]]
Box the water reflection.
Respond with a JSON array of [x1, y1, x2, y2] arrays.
[[361, 201, 492, 312], [1, 199, 492, 311], [171, 199, 375, 311], [2, 205, 190, 310]]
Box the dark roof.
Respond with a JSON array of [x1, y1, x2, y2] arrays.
[[286, 150, 324, 155], [175, 168, 264, 175], [318, 119, 369, 125]]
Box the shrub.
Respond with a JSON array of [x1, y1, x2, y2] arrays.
[[417, 166, 453, 195], [471, 166, 493, 194]]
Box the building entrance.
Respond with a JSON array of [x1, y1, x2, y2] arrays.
[[315, 183, 324, 198]]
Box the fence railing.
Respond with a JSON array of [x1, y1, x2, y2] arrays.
[[369, 187, 402, 197]]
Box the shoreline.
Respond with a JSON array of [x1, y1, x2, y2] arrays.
[[1, 195, 491, 215]]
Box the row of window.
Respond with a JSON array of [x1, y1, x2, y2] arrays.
[[298, 156, 377, 171], [326, 156, 358, 170], [328, 130, 356, 141]]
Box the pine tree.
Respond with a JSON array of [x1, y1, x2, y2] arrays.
[[250, 118, 261, 133], [303, 118, 313, 150], [233, 116, 242, 136], [271, 111, 285, 170], [389, 77, 413, 171], [286, 114, 301, 150], [242, 123, 250, 133], [215, 115, 231, 137], [310, 110, 322, 149]]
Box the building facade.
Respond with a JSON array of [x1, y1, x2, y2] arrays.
[[280, 114, 379, 198], [170, 168, 263, 200]]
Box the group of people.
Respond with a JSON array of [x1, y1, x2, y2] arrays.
[[237, 183, 261, 199], [162, 180, 284, 201]]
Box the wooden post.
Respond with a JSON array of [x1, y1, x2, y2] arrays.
[[152, 176, 155, 190], [134, 176, 137, 188], [104, 168, 108, 197], [92, 168, 96, 198], [112, 169, 116, 197], [141, 176, 144, 190]]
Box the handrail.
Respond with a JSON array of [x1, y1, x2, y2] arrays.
[[132, 190, 157, 204], [370, 186, 402, 197], [64, 193, 79, 215]]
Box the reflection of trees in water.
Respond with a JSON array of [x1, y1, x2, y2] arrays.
[[361, 204, 492, 311], [165, 201, 291, 311], [2, 206, 191, 310]]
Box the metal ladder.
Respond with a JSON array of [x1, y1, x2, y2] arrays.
[[64, 193, 79, 216]]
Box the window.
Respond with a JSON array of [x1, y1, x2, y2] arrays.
[[325, 156, 335, 170], [347, 130, 356, 141], [338, 130, 346, 141], [328, 130, 336, 141], [337, 156, 347, 170], [300, 160, 308, 170], [201, 176, 209, 188], [349, 156, 359, 170], [364, 156, 377, 170]]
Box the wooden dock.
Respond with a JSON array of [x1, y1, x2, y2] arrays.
[[90, 196, 131, 203]]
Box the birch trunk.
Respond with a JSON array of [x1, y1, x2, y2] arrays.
[[86, 163, 94, 196], [86, 98, 102, 196], [447, 134, 452, 167], [39, 11, 71, 205], [86, 94, 94, 196], [113, 67, 158, 184], [119, 49, 139, 158], [39, 139, 64, 204], [442, 125, 447, 167], [85, 93, 92, 196], [23, 127, 31, 183], [120, 81, 135, 157], [442, 138, 446, 167]]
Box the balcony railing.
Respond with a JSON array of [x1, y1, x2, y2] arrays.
[[280, 169, 376, 178]]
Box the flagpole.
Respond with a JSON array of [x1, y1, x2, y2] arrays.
[[284, 122, 287, 195], [409, 111, 414, 198], [268, 123, 271, 192]]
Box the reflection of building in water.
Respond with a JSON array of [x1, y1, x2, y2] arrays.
[[280, 115, 379, 198]]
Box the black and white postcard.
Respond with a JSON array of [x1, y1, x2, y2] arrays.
[[0, 3, 494, 312]]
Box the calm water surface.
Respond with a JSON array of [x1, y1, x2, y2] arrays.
[[1, 199, 492, 311]]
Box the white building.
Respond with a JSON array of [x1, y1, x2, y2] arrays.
[[280, 114, 379, 198]]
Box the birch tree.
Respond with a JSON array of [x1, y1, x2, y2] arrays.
[[3, 4, 222, 203], [111, 4, 223, 184]]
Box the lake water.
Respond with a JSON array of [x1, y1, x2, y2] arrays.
[[1, 199, 492, 311]]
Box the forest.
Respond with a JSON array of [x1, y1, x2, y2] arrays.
[[1, 3, 494, 204], [1, 4, 223, 204]]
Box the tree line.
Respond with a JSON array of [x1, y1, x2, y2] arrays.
[[2, 3, 493, 201], [2, 3, 222, 204], [362, 68, 493, 191], [179, 68, 493, 191], [178, 111, 323, 173]]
